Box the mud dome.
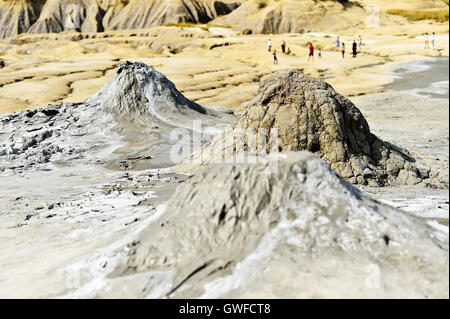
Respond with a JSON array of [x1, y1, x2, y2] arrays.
[[0, 61, 234, 174], [0, 62, 447, 299], [91, 152, 448, 299], [179, 70, 447, 188]]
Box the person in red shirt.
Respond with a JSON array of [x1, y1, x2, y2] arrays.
[[308, 43, 314, 62]]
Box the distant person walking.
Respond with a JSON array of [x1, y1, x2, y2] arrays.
[[335, 36, 340, 51], [431, 32, 436, 47], [358, 35, 363, 51], [273, 50, 278, 65], [352, 40, 357, 58], [318, 48, 322, 58], [308, 43, 314, 62], [281, 40, 286, 54], [341, 42, 345, 58], [268, 39, 272, 52], [424, 33, 430, 49]]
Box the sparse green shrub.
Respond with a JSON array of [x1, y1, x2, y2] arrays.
[[387, 8, 449, 22]]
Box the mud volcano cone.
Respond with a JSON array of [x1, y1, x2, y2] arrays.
[[0, 62, 234, 173], [87, 61, 208, 124], [181, 70, 432, 187], [122, 152, 448, 298]]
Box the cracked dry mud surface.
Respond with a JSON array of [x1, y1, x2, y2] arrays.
[[0, 28, 448, 297]]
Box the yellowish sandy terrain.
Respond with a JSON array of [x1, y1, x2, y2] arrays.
[[0, 14, 448, 114]]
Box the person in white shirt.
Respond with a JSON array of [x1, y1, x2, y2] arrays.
[[424, 33, 430, 49], [431, 32, 436, 47], [268, 39, 272, 52]]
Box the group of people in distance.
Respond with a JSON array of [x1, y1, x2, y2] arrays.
[[269, 31, 438, 65], [268, 39, 278, 64], [424, 32, 437, 49], [335, 35, 362, 59], [307, 42, 321, 62], [268, 35, 363, 65], [268, 38, 288, 65]]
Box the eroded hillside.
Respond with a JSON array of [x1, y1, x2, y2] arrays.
[[1, 0, 447, 39], [0, 0, 241, 39]]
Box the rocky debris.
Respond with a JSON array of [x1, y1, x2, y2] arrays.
[[0, 102, 106, 172], [0, 0, 242, 39], [119, 152, 448, 298], [0, 62, 234, 174], [179, 70, 446, 188]]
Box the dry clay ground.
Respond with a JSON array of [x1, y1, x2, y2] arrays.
[[0, 18, 448, 298], [0, 22, 448, 114]]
